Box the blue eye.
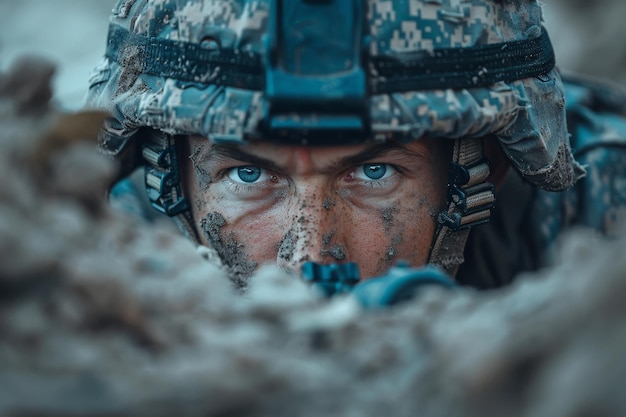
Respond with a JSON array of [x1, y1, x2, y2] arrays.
[[226, 166, 275, 185], [362, 164, 387, 180], [238, 167, 261, 183], [350, 163, 396, 182], [235, 166, 261, 183]]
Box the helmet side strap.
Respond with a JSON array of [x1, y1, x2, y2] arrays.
[[429, 138, 496, 277], [142, 132, 202, 244]]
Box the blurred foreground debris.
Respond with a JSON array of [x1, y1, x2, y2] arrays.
[[1, 57, 626, 417]]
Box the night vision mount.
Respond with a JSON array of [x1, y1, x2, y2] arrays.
[[262, 0, 371, 146]]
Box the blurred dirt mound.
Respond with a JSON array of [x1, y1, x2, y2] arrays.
[[1, 58, 626, 417]]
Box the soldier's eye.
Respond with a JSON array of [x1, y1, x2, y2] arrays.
[[352, 163, 395, 181], [227, 166, 269, 184]]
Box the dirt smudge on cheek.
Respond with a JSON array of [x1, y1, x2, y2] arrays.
[[200, 212, 257, 291], [376, 205, 408, 272], [277, 228, 296, 262], [379, 206, 402, 264], [380, 207, 399, 232]]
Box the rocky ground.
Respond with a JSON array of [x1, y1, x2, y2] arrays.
[[1, 57, 626, 417]]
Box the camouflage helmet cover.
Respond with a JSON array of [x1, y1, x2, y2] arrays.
[[87, 0, 585, 191]]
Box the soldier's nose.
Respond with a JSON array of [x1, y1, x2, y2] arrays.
[[276, 193, 348, 274]]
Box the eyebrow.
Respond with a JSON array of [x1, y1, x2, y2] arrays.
[[204, 141, 420, 172], [337, 142, 416, 168], [205, 143, 284, 171]]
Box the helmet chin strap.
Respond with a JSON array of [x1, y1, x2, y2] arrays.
[[141, 131, 201, 244], [429, 138, 496, 277]]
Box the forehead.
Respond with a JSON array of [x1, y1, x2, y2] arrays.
[[188, 135, 447, 159], [186, 135, 450, 174]]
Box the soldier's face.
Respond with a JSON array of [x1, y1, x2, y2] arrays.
[[181, 135, 449, 282]]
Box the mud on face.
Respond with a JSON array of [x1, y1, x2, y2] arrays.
[[201, 212, 257, 291]]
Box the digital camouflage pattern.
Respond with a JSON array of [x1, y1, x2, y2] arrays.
[[457, 76, 626, 287], [532, 77, 626, 251], [86, 0, 583, 192]]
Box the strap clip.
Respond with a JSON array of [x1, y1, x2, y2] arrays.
[[142, 133, 189, 217], [440, 160, 495, 231]]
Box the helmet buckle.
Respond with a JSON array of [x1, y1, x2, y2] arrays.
[[440, 160, 496, 231]]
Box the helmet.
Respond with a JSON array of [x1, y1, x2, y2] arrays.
[[86, 0, 585, 275]]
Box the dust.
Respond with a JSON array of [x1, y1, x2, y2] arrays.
[[380, 207, 398, 232], [322, 231, 333, 246], [322, 198, 336, 210], [277, 229, 296, 262], [114, 45, 145, 96], [326, 245, 346, 261], [320, 231, 346, 261], [188, 142, 212, 189], [385, 233, 403, 263], [200, 212, 257, 290], [117, 0, 140, 18]]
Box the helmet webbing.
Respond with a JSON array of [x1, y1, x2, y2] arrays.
[[429, 138, 495, 276], [142, 131, 200, 243]]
